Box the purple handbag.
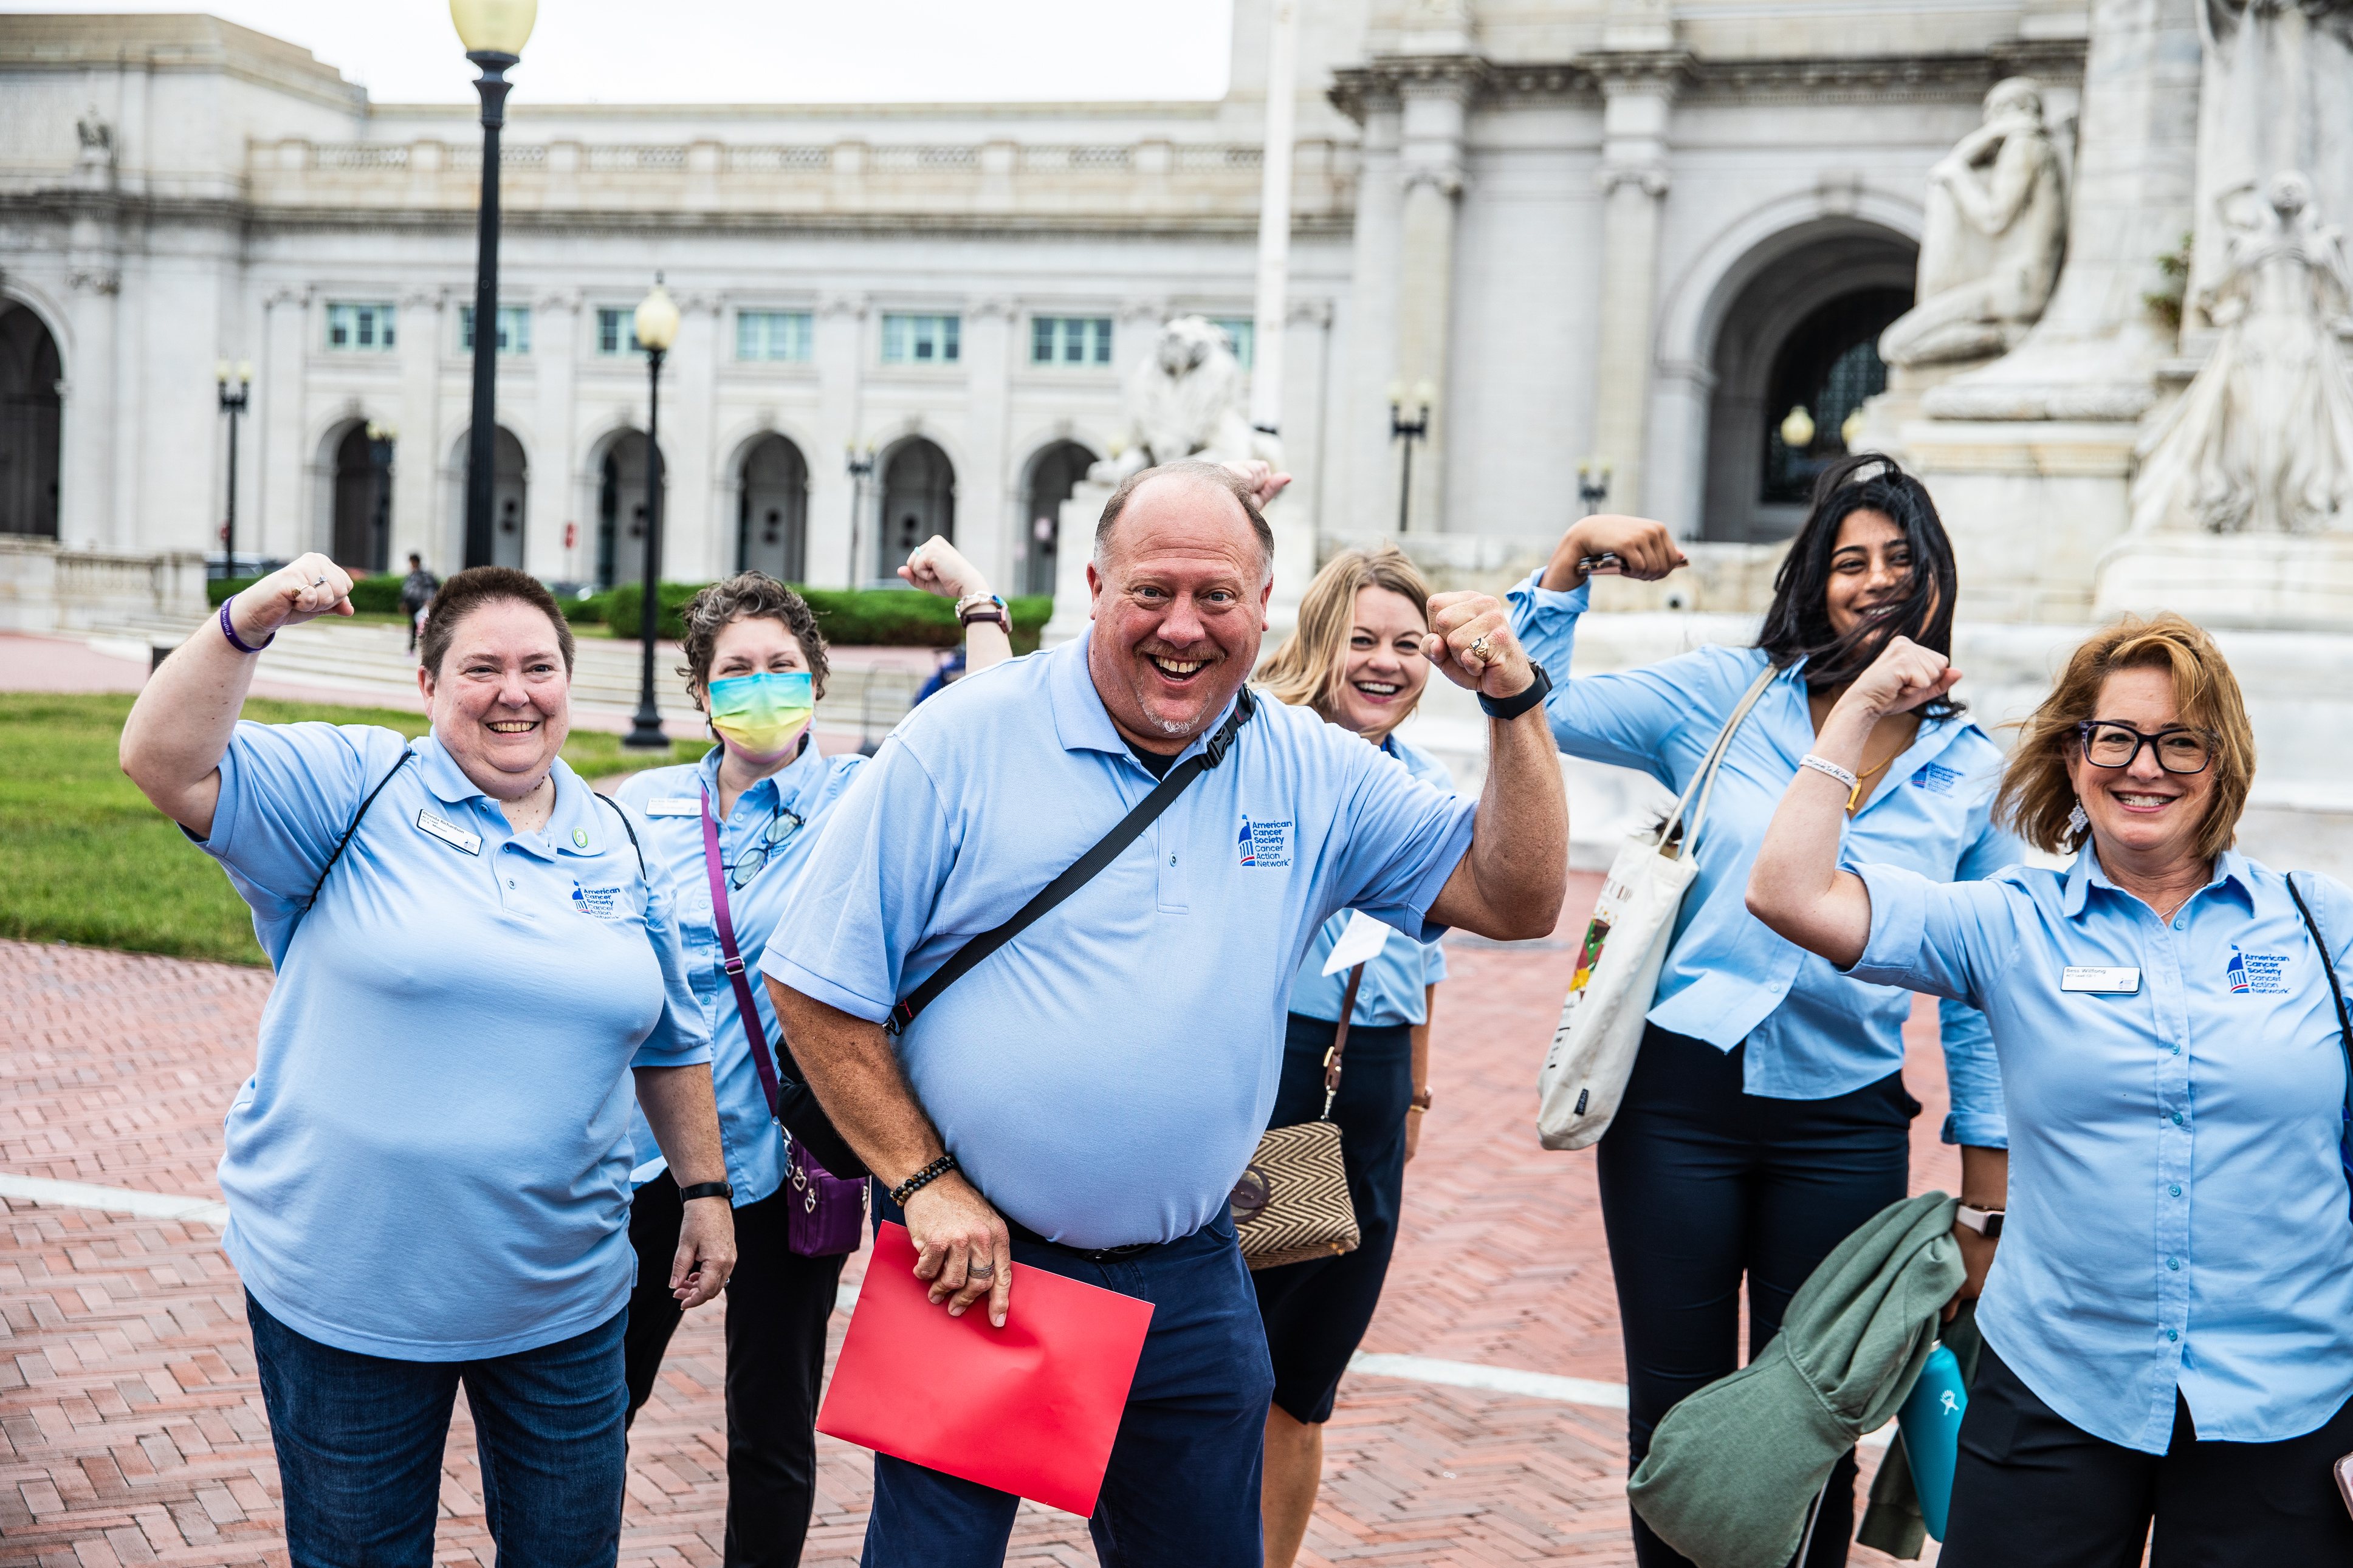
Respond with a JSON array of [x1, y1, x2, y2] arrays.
[[701, 788, 866, 1257]]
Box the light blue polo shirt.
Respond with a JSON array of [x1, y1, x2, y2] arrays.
[[1509, 571, 2016, 1143], [760, 633, 1479, 1250], [1849, 851, 2353, 1451], [616, 742, 867, 1203], [1285, 731, 1451, 1029], [196, 722, 709, 1361]]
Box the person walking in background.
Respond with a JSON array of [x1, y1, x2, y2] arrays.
[[763, 460, 1567, 1568], [1747, 613, 2353, 1563], [1507, 454, 2019, 1566], [1249, 544, 1452, 1568], [614, 535, 1007, 1567], [119, 559, 729, 1568], [399, 551, 438, 656]]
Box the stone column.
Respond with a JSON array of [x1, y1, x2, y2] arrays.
[[394, 287, 446, 570], [528, 289, 579, 583], [1335, 84, 1402, 544], [256, 285, 309, 562], [1585, 53, 1686, 519], [807, 292, 867, 588], [58, 250, 120, 552], [1273, 299, 1333, 610], [671, 293, 724, 579], [961, 296, 1015, 593], [1393, 69, 1473, 533]]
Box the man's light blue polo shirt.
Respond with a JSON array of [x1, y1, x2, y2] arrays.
[[1508, 571, 2015, 1142], [616, 742, 867, 1203], [1286, 731, 1451, 1029], [1847, 851, 2353, 1452], [197, 722, 709, 1361], [760, 633, 1479, 1250]]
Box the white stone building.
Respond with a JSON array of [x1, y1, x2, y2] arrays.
[[0, 2, 2086, 595]]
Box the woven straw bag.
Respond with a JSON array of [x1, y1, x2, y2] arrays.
[[1234, 965, 1365, 1270]]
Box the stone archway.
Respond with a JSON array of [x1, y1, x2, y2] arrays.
[[1018, 439, 1097, 598], [594, 430, 661, 592], [737, 434, 809, 582], [0, 303, 63, 538], [877, 437, 955, 581], [330, 423, 394, 572]]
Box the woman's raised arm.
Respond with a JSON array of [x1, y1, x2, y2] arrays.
[[121, 553, 355, 837], [1745, 636, 1962, 968]]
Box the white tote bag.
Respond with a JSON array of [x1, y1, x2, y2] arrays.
[[1536, 666, 1777, 1150]]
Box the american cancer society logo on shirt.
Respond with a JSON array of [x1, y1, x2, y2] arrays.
[[1237, 816, 1293, 868], [572, 882, 627, 920], [2225, 944, 2291, 995]]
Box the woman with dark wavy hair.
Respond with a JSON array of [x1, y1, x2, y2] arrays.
[[1506, 455, 2021, 1566]]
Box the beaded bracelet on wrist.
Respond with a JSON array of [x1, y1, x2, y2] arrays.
[[890, 1153, 958, 1206]]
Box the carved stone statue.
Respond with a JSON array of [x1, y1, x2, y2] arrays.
[[73, 107, 114, 190], [1878, 78, 2069, 368], [1092, 317, 1277, 483], [2131, 171, 2353, 533]]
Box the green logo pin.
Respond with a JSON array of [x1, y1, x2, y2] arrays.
[[572, 827, 589, 848]]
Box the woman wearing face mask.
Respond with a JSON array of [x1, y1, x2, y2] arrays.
[[119, 562, 724, 1568], [1506, 456, 2022, 1566], [612, 538, 1008, 1567], [1249, 545, 1452, 1568]]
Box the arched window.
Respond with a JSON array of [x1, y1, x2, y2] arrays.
[[878, 438, 955, 581], [595, 431, 661, 591], [1020, 440, 1097, 598], [737, 435, 809, 582], [331, 425, 394, 572], [0, 304, 63, 538], [1758, 290, 1910, 504]]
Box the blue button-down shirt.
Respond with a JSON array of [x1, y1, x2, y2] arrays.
[[760, 633, 1478, 1249], [1849, 851, 2353, 1451], [616, 742, 868, 1205], [197, 724, 708, 1360], [1287, 732, 1451, 1029], [1508, 572, 2015, 1141]]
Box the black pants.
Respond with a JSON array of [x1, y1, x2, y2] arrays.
[[1596, 1024, 1917, 1568], [1253, 1013, 1415, 1425], [623, 1170, 848, 1568], [1940, 1343, 2353, 1566]]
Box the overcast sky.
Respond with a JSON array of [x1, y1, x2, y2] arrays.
[[22, 1, 1237, 103]]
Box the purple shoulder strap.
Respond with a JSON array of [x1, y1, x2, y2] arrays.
[[701, 784, 783, 1117]]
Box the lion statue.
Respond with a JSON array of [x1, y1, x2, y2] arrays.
[[1093, 316, 1280, 483]]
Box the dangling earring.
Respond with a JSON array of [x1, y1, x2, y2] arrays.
[[2067, 798, 2089, 837]]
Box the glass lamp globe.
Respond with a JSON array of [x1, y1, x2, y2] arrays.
[[1779, 405, 1816, 450], [634, 281, 681, 354], [450, 0, 537, 57]]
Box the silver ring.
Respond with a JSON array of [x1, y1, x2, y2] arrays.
[[310, 575, 328, 587], [967, 1261, 996, 1278]]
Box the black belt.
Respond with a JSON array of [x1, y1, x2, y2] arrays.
[[1006, 1217, 1164, 1264]]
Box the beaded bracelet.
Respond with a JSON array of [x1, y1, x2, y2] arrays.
[[889, 1152, 958, 1207], [219, 595, 275, 654]]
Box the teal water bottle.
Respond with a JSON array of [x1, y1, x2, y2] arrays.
[[1897, 1343, 1969, 1539]]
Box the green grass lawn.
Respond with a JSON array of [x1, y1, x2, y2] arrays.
[[0, 694, 706, 967]]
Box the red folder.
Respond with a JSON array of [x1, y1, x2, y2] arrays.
[[816, 1221, 1155, 1517]]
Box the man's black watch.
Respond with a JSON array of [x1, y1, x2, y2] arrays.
[[676, 1181, 734, 1203], [1477, 661, 1553, 722]]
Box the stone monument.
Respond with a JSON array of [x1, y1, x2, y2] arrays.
[[1042, 317, 1292, 645]]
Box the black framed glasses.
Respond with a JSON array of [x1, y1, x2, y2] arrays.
[[726, 806, 804, 889], [2073, 721, 2216, 775]]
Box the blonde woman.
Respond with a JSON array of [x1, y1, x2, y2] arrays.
[[1251, 545, 1451, 1568], [1748, 614, 2353, 1562]]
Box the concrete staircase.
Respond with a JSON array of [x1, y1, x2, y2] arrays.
[[80, 612, 935, 742]]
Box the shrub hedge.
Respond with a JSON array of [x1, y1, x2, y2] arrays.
[[207, 573, 407, 614]]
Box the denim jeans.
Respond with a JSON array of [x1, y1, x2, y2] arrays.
[[247, 1291, 628, 1568], [862, 1196, 1274, 1568]]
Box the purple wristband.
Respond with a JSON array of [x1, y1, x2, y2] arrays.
[[219, 595, 274, 654]]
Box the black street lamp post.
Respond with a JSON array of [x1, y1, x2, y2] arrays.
[[215, 360, 251, 575], [1387, 378, 1435, 534], [451, 0, 536, 567], [845, 443, 875, 589], [623, 278, 681, 751], [366, 420, 399, 572]]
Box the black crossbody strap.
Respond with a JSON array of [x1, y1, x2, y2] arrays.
[[298, 748, 415, 919], [2283, 873, 2353, 1214], [593, 792, 648, 881], [885, 688, 1255, 1036]]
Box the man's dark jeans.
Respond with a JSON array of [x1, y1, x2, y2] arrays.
[[247, 1291, 627, 1568], [863, 1197, 1274, 1568]]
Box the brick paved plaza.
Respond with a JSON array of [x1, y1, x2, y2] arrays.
[[1, 882, 1956, 1566]]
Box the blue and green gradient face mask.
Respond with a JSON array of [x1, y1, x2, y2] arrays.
[[706, 671, 814, 764]]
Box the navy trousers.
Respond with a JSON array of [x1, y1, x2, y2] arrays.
[[247, 1291, 627, 1568], [1596, 1024, 1918, 1568], [863, 1196, 1274, 1568]]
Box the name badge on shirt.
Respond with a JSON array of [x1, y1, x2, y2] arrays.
[[2061, 965, 2141, 995], [644, 797, 702, 818], [414, 808, 482, 856]]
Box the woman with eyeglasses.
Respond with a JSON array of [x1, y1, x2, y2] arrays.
[[1747, 612, 2353, 1562], [613, 543, 1009, 1566]]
